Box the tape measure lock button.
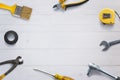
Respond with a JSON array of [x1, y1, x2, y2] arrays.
[[99, 8, 115, 24]]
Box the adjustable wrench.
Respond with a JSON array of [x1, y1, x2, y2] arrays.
[[100, 40, 120, 51], [87, 63, 120, 80]]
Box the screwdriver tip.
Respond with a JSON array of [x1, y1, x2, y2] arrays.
[[33, 68, 39, 71]]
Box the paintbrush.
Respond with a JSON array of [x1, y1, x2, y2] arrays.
[[0, 3, 32, 20]]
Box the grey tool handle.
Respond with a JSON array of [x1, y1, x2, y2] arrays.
[[110, 40, 120, 46], [116, 77, 120, 80]]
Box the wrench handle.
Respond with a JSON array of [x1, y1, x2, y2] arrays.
[[110, 40, 120, 46]]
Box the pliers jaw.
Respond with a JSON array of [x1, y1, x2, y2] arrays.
[[53, 0, 67, 10], [53, 4, 59, 9], [0, 56, 23, 80], [0, 56, 23, 66], [15, 56, 23, 64], [53, 4, 62, 10], [53, 4, 67, 10]]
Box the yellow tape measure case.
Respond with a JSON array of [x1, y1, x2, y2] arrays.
[[99, 8, 115, 24]]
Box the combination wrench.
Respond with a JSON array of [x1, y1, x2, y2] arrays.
[[100, 40, 120, 51], [87, 63, 120, 80]]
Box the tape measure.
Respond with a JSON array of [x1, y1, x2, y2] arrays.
[[99, 8, 115, 24]]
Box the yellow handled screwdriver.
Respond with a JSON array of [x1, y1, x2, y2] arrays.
[[34, 68, 74, 80]]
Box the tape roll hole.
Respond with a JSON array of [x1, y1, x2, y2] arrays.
[[7, 33, 16, 41], [4, 31, 18, 45]]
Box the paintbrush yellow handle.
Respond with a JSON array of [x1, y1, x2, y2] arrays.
[[0, 74, 5, 80], [0, 3, 16, 15]]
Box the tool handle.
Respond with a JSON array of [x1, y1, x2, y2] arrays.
[[62, 76, 74, 80], [65, 0, 89, 10], [59, 0, 66, 4], [0, 74, 5, 80], [55, 74, 74, 80], [0, 3, 16, 15], [110, 40, 120, 46]]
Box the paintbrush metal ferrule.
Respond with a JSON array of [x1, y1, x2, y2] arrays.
[[14, 5, 22, 17]]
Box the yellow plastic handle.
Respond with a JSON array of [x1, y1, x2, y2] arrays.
[[61, 0, 89, 10], [66, 0, 88, 5], [55, 74, 74, 80], [0, 3, 17, 15], [0, 74, 5, 80], [59, 0, 66, 4]]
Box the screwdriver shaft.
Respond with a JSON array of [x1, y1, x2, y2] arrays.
[[34, 68, 54, 77]]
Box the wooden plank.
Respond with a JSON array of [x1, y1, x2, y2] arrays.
[[0, 0, 120, 15], [0, 66, 120, 80], [0, 32, 120, 49], [0, 0, 120, 80]]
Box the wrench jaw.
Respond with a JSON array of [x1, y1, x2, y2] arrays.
[[87, 63, 94, 76], [87, 67, 92, 76], [87, 63, 100, 76], [100, 41, 110, 51], [87, 63, 120, 80]]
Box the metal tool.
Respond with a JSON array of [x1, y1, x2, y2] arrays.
[[53, 0, 89, 10], [0, 56, 23, 80], [34, 68, 74, 80], [0, 3, 32, 20], [87, 63, 120, 80], [100, 40, 120, 51]]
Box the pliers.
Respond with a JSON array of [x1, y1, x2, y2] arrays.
[[53, 0, 89, 10], [0, 56, 23, 80]]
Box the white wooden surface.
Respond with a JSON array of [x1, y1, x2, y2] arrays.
[[0, 0, 120, 80]]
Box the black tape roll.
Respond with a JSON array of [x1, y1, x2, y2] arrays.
[[4, 30, 18, 45]]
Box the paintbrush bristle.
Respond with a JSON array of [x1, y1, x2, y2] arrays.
[[20, 6, 32, 20], [14, 6, 32, 20]]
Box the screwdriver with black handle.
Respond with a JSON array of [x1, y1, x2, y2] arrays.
[[34, 68, 74, 80]]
